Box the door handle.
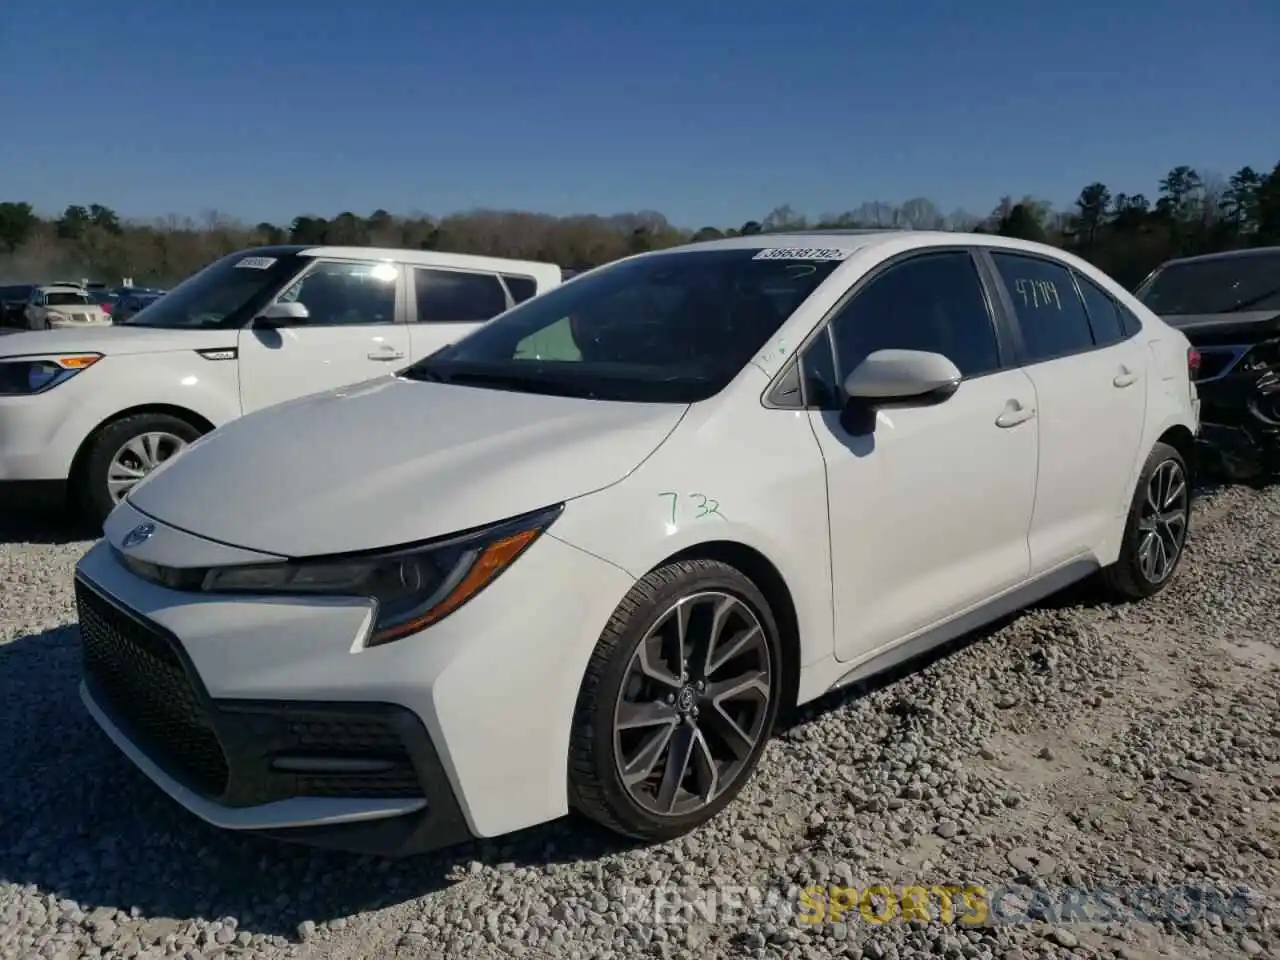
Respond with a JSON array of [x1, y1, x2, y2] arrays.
[[368, 349, 406, 361], [995, 400, 1036, 428], [1113, 367, 1140, 388]]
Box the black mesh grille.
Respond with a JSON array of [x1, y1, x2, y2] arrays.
[[296, 770, 423, 798], [281, 717, 423, 798], [76, 579, 230, 796]]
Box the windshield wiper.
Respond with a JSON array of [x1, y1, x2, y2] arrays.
[[399, 365, 449, 383]]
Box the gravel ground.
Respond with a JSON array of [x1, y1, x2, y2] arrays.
[[1, 485, 1277, 960]]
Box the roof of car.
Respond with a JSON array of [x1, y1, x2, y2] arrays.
[[306, 246, 562, 274], [230, 244, 561, 275], [1158, 245, 1280, 268], [36, 284, 90, 294], [662, 229, 1070, 260]]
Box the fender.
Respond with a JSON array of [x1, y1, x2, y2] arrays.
[[49, 349, 243, 476], [550, 397, 837, 673]]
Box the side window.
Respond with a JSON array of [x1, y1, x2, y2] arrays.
[[799, 330, 840, 408], [989, 252, 1094, 361], [829, 251, 1002, 380], [1073, 272, 1126, 346], [501, 274, 538, 304], [1116, 302, 1143, 337], [277, 261, 397, 326], [415, 268, 508, 323]]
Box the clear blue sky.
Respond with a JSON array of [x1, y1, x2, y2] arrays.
[[3, 0, 1277, 228]]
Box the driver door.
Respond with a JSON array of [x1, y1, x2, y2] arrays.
[[806, 249, 1039, 663], [237, 259, 411, 414]]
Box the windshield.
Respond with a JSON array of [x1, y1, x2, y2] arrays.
[[1138, 252, 1280, 315], [401, 247, 846, 403], [46, 292, 90, 306], [119, 250, 305, 329]]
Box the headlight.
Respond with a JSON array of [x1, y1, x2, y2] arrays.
[[0, 354, 101, 396], [201, 504, 563, 646]]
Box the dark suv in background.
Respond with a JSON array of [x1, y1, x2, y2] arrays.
[[110, 289, 163, 323], [1138, 246, 1280, 482], [0, 284, 35, 328]]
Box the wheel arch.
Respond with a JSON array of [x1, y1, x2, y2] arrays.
[[656, 539, 802, 718], [1156, 423, 1196, 477], [68, 403, 217, 490]]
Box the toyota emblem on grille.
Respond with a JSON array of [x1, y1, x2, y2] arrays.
[[121, 522, 156, 548]]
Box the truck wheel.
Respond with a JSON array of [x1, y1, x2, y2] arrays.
[[76, 413, 204, 528]]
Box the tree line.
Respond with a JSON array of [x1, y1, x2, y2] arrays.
[[1, 160, 1277, 292]]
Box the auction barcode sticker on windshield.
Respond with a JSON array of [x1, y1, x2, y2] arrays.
[[235, 256, 277, 269], [752, 247, 852, 261]]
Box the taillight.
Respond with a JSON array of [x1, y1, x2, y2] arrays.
[[1187, 347, 1201, 380]]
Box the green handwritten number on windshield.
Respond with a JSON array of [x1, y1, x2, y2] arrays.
[[659, 492, 726, 523]]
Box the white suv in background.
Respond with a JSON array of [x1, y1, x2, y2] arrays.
[[74, 230, 1200, 856], [0, 245, 562, 524]]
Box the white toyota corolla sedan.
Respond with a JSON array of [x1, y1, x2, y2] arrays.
[[74, 230, 1200, 856]]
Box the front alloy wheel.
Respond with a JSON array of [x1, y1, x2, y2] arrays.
[[77, 412, 205, 529], [613, 591, 773, 817], [570, 559, 783, 841], [107, 431, 189, 504]]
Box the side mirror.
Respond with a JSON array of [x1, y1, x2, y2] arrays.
[[843, 349, 962, 405], [255, 301, 310, 326]]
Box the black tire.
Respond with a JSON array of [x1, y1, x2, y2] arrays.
[[75, 413, 204, 528], [568, 558, 784, 842], [1100, 441, 1191, 601]]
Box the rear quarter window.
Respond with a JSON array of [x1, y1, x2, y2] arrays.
[[502, 274, 538, 304]]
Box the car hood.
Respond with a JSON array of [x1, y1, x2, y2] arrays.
[[0, 325, 233, 357], [1161, 310, 1280, 345], [126, 376, 688, 557]]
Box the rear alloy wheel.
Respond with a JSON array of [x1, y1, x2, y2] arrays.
[[77, 413, 204, 528], [569, 559, 783, 841], [1101, 441, 1191, 600]]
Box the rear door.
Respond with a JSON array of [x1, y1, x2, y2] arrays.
[[981, 250, 1148, 574], [237, 259, 410, 413], [405, 266, 512, 361]]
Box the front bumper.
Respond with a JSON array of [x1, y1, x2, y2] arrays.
[[48, 319, 112, 331], [74, 504, 635, 855], [0, 371, 98, 483], [78, 574, 470, 856]]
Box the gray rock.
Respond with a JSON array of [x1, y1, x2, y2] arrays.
[[2, 481, 1279, 960]]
